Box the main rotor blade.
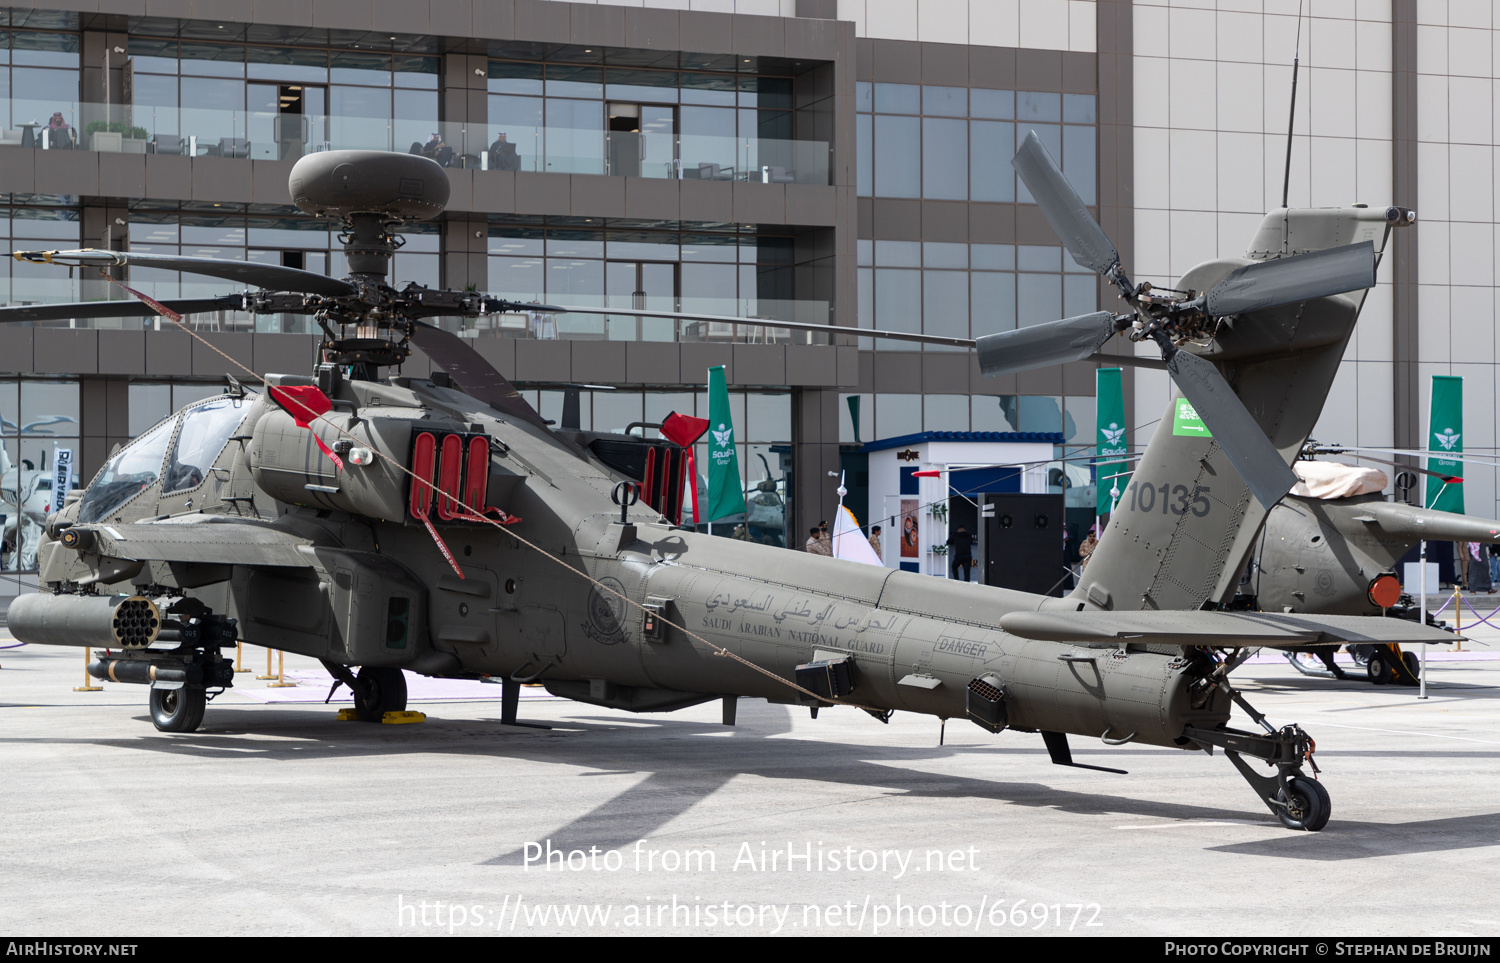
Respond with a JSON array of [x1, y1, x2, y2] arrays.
[[975, 311, 1120, 377], [409, 321, 551, 432], [1204, 241, 1375, 316], [1305, 443, 1500, 466], [1166, 350, 1297, 510], [1300, 450, 1460, 482], [0, 296, 245, 324], [1011, 130, 1121, 276], [12, 249, 357, 298], [527, 304, 975, 348]]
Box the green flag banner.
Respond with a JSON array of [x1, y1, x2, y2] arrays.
[[705, 365, 746, 522], [1426, 374, 1464, 514], [1095, 368, 1128, 516]]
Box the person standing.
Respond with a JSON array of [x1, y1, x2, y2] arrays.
[[868, 525, 883, 561], [1078, 530, 1099, 571], [1469, 542, 1493, 593], [805, 527, 830, 556], [947, 525, 974, 582]]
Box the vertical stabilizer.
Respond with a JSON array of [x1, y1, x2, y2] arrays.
[[1056, 207, 1393, 613]]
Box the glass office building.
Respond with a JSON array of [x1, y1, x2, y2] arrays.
[[0, 1, 1453, 583]]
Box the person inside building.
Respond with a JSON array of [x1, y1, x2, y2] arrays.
[[868, 524, 882, 560], [422, 132, 453, 166], [489, 132, 521, 171], [47, 112, 74, 149], [805, 526, 830, 556]]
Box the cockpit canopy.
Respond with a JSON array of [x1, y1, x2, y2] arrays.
[[77, 394, 253, 524]]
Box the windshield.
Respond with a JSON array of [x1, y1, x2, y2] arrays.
[[164, 396, 248, 493], [77, 416, 177, 523]]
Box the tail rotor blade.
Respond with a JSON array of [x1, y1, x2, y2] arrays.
[[1205, 241, 1376, 316], [976, 311, 1121, 377], [1011, 131, 1121, 276], [1166, 350, 1298, 509]]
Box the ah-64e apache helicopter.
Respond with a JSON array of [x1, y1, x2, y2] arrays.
[[5, 138, 1455, 832]]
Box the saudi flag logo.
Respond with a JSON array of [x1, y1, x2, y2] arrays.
[[1171, 398, 1212, 437]]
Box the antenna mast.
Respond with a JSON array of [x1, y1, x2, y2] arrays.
[[1280, 0, 1305, 210]]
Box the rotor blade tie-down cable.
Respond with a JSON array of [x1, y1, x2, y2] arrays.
[[101, 274, 874, 711]]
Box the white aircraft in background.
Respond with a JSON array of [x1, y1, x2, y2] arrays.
[[1, 415, 75, 571]]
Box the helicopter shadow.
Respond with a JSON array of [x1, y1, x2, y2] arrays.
[[1207, 811, 1500, 860], [7, 699, 1283, 847], [12, 699, 1489, 861]]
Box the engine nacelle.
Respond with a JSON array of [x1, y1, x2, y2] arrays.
[[248, 402, 414, 521]]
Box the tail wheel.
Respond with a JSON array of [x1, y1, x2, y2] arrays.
[[150, 686, 207, 733], [1276, 775, 1331, 832], [1401, 651, 1422, 686], [353, 666, 408, 722], [1367, 651, 1393, 685]]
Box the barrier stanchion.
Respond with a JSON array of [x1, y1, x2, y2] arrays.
[[1454, 585, 1464, 652], [73, 646, 102, 692], [256, 646, 276, 680], [267, 649, 296, 688]]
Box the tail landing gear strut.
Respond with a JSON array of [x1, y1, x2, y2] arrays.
[[1184, 660, 1330, 831]]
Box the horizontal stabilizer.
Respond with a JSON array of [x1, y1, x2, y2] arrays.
[[999, 610, 1459, 648], [1359, 502, 1500, 543]]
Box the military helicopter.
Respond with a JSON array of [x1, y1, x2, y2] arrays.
[[3, 142, 1455, 834], [1237, 447, 1500, 684]]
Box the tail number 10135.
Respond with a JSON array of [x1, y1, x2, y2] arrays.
[[1128, 481, 1211, 517]]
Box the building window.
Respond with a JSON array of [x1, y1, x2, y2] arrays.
[[856, 83, 1096, 204], [2, 205, 80, 307], [488, 61, 822, 183], [856, 240, 1096, 349], [125, 37, 439, 159], [486, 224, 817, 342]]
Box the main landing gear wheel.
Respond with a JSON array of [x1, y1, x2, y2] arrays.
[[353, 666, 407, 722], [1276, 775, 1331, 832], [150, 686, 207, 733], [1367, 651, 1393, 685]]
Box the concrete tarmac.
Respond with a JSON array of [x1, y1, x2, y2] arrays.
[[1, 629, 1498, 937]]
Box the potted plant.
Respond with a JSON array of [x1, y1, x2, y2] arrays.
[[84, 121, 150, 153]]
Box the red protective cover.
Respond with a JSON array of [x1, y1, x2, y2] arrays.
[[436, 433, 464, 520], [660, 411, 709, 448], [409, 431, 438, 519], [270, 384, 343, 471], [463, 436, 490, 513]]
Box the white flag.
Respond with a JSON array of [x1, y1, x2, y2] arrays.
[[830, 505, 882, 566]]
